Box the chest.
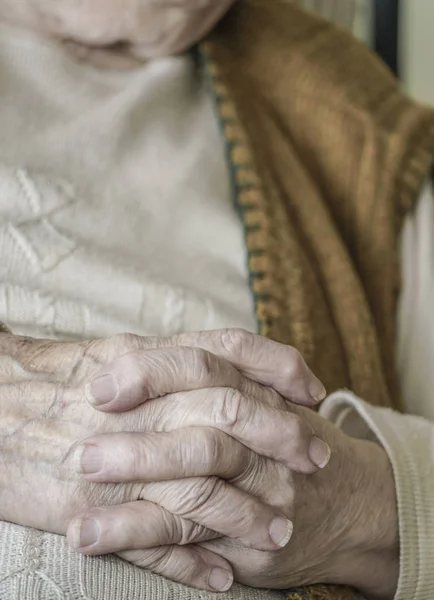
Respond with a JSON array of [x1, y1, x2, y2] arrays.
[[0, 29, 256, 339]]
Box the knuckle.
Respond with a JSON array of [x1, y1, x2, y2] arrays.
[[283, 349, 306, 381], [188, 347, 215, 381], [110, 333, 143, 353], [115, 350, 142, 378], [214, 387, 244, 428], [220, 328, 253, 359], [108, 351, 145, 399]]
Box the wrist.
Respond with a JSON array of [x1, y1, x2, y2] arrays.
[[339, 437, 399, 599]]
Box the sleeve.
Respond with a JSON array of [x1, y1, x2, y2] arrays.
[[320, 391, 434, 600]]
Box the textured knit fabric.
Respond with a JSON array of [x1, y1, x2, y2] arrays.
[[1, 2, 434, 600], [321, 392, 434, 600], [0, 521, 286, 600], [203, 0, 434, 410], [0, 23, 256, 342]]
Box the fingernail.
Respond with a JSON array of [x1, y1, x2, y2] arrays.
[[309, 437, 331, 469], [86, 373, 118, 406], [269, 517, 293, 548], [75, 444, 103, 474], [208, 568, 233, 592], [308, 378, 327, 403], [70, 518, 100, 549]]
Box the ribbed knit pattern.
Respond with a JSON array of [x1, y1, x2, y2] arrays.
[[0, 522, 287, 600], [204, 0, 434, 409], [322, 393, 434, 600]]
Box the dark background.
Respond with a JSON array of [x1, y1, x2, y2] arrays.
[[374, 0, 400, 77]]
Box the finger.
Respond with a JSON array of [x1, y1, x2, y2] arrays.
[[199, 538, 263, 587], [86, 330, 325, 409], [230, 453, 294, 509], [67, 501, 216, 554], [68, 503, 234, 592], [140, 477, 293, 552], [161, 329, 326, 405], [120, 545, 234, 593], [85, 346, 244, 411], [133, 388, 331, 473], [74, 428, 252, 483], [5, 328, 326, 407]]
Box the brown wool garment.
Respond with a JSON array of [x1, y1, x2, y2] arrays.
[[202, 0, 434, 414]]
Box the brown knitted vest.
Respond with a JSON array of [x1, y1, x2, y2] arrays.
[[202, 0, 434, 412], [201, 2, 434, 598]]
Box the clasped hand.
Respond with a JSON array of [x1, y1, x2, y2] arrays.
[[0, 328, 338, 592]]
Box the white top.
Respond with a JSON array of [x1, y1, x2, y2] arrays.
[[0, 21, 434, 600], [0, 23, 255, 343], [397, 180, 434, 418]]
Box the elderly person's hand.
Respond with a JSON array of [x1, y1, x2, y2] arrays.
[[0, 328, 328, 592], [0, 0, 236, 68], [75, 381, 399, 599], [199, 409, 399, 600]]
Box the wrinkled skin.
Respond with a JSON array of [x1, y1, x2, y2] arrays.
[[77, 366, 400, 599], [0, 0, 236, 67], [0, 328, 329, 591]]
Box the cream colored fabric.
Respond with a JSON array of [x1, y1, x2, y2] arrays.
[[0, 522, 283, 600], [0, 22, 256, 342]]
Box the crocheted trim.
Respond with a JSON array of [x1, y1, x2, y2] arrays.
[[286, 586, 360, 600], [199, 42, 271, 337]]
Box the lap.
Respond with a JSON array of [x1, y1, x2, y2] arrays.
[[0, 521, 284, 600]]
